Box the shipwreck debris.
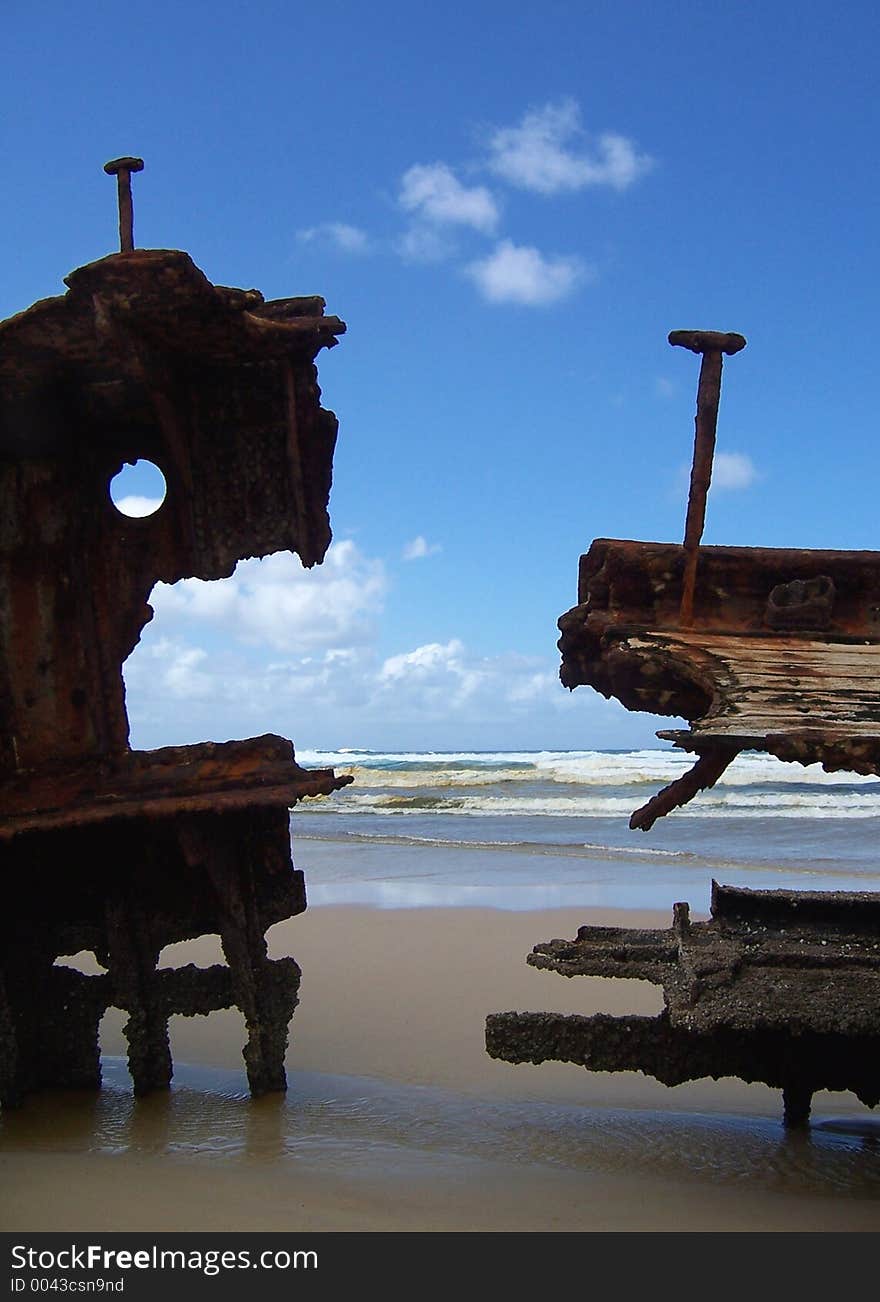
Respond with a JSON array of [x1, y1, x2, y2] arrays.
[[670, 329, 746, 628], [103, 156, 144, 253], [487, 328, 880, 1125], [558, 332, 880, 823], [487, 883, 880, 1127], [0, 159, 352, 1107], [558, 539, 880, 826]]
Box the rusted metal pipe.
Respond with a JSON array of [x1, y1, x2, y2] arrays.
[[629, 743, 741, 831], [669, 329, 746, 626], [103, 156, 144, 253]]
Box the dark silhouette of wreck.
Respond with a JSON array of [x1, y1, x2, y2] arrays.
[[0, 160, 351, 1106], [487, 330, 880, 1126]]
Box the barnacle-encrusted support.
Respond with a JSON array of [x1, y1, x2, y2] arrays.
[[487, 884, 880, 1126]]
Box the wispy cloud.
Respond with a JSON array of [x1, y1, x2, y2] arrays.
[[297, 222, 371, 254], [402, 535, 442, 561], [712, 451, 758, 491], [399, 163, 499, 232], [487, 99, 653, 195], [466, 239, 587, 306], [396, 224, 457, 264]]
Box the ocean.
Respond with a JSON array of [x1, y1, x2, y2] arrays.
[[293, 747, 880, 911]]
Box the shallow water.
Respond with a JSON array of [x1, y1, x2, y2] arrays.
[[295, 830, 880, 911], [4, 1057, 879, 1203]]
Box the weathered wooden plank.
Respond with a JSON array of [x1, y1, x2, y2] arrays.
[[691, 719, 880, 737], [727, 673, 880, 687], [647, 637, 880, 661], [658, 646, 880, 669], [730, 688, 880, 705], [559, 538, 880, 817]]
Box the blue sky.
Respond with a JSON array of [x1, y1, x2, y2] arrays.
[[4, 2, 879, 751]]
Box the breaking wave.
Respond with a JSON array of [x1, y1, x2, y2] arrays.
[[304, 789, 880, 819], [299, 748, 879, 791]]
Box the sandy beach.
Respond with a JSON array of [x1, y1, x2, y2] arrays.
[[3, 903, 879, 1232]]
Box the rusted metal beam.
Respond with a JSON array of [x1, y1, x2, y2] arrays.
[[628, 743, 741, 831], [103, 157, 144, 253], [0, 736, 352, 838], [669, 330, 746, 626]]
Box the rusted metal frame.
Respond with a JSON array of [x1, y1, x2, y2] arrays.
[[179, 812, 296, 1095], [628, 742, 742, 831], [0, 204, 349, 1104], [88, 284, 198, 564], [485, 1010, 878, 1127], [0, 952, 107, 1105], [487, 884, 880, 1123], [282, 359, 313, 568], [114, 325, 200, 564], [0, 972, 20, 1106], [81, 528, 133, 762], [0, 736, 352, 838], [104, 870, 173, 1095]]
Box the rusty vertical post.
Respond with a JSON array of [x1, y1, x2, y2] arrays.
[[669, 330, 746, 626], [103, 157, 144, 253]]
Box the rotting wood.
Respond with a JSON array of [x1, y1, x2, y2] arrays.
[[0, 163, 351, 1107]]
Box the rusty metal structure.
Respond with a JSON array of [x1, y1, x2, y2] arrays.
[[487, 884, 880, 1127], [0, 160, 351, 1107], [487, 329, 880, 1124]]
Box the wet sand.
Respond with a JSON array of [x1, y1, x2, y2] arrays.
[[2, 905, 879, 1232]]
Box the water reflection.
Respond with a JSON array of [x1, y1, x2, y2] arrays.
[[2, 1058, 878, 1201]]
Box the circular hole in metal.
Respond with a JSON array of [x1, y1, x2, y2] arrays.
[[109, 459, 167, 517]]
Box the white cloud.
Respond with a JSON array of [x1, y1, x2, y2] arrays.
[[297, 222, 370, 253], [402, 535, 442, 561], [377, 640, 484, 713], [712, 451, 758, 491], [487, 99, 653, 195], [126, 624, 663, 752], [114, 494, 164, 518], [399, 163, 499, 232], [123, 535, 667, 752], [654, 377, 677, 399], [396, 224, 457, 264], [148, 540, 387, 653], [466, 239, 587, 306], [162, 646, 211, 698], [380, 639, 466, 683]]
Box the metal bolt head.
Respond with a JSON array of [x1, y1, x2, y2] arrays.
[[669, 329, 746, 356], [104, 157, 145, 176]]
